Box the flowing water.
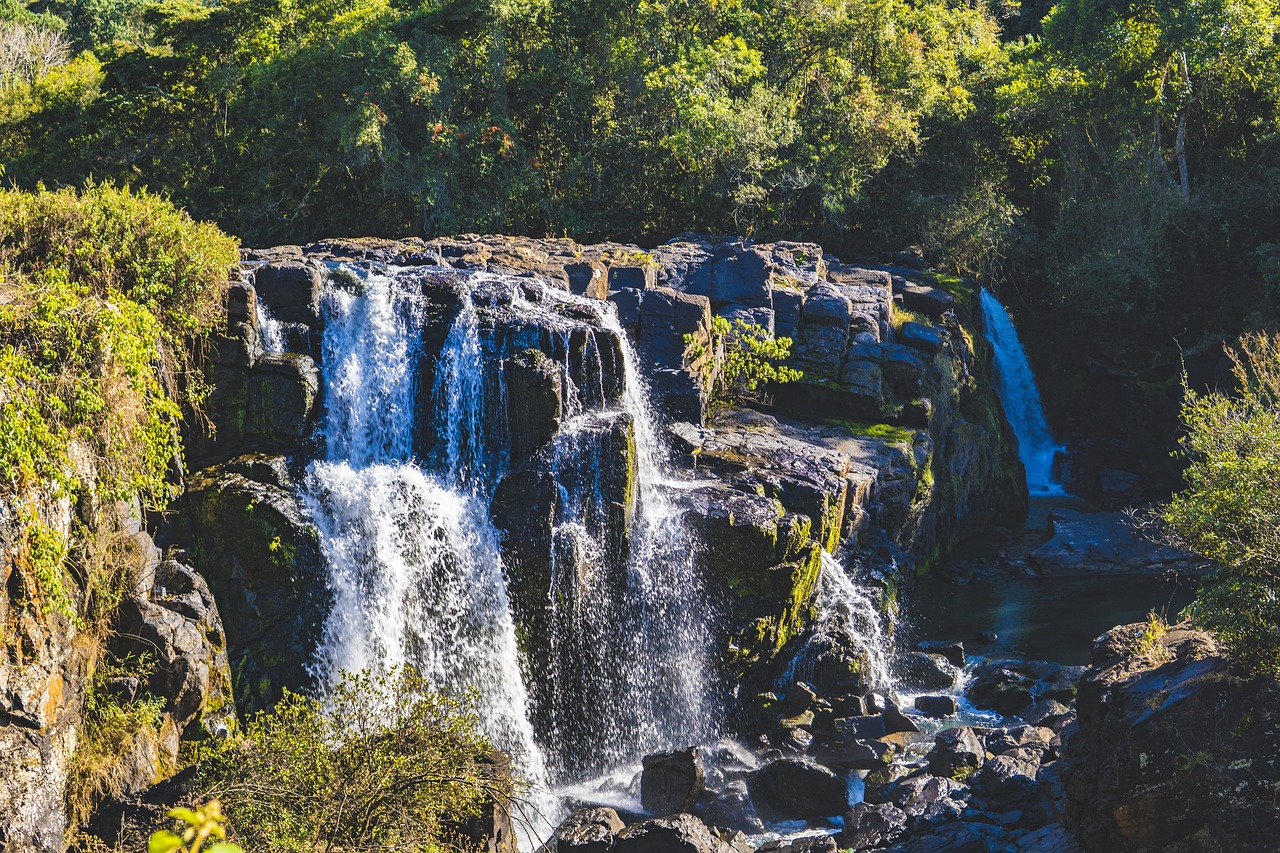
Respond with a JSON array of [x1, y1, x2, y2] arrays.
[[301, 266, 718, 840], [979, 289, 1066, 495]]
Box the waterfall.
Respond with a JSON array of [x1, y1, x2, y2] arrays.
[[780, 551, 892, 695], [304, 266, 716, 817], [304, 270, 549, 793], [255, 295, 286, 353], [979, 288, 1066, 495]]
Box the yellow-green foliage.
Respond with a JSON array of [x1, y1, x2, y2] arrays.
[[690, 316, 803, 409], [1164, 332, 1280, 676], [149, 800, 243, 853], [66, 660, 167, 829], [195, 667, 513, 852], [0, 185, 236, 506], [825, 418, 915, 445]]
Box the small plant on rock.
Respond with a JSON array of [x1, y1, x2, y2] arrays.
[[688, 316, 803, 408]]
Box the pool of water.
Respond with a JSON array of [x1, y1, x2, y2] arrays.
[[904, 573, 1197, 665]]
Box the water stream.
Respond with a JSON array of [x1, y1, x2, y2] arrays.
[[979, 289, 1066, 495]]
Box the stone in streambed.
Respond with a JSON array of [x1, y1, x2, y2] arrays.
[[641, 748, 705, 816], [900, 651, 959, 692], [917, 640, 966, 668], [546, 807, 625, 853], [614, 813, 736, 853], [928, 727, 985, 780], [747, 758, 849, 821], [914, 695, 958, 718]]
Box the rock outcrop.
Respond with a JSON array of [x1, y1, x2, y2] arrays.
[[1064, 622, 1280, 851]]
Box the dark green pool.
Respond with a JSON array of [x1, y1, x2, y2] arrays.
[[905, 573, 1197, 666]]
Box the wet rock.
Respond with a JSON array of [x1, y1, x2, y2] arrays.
[[882, 698, 923, 735], [928, 728, 985, 780], [756, 835, 838, 853], [546, 807, 625, 853], [253, 259, 324, 325], [505, 349, 563, 462], [838, 802, 908, 849], [185, 460, 326, 711], [966, 664, 1035, 717], [819, 738, 893, 771], [883, 821, 1013, 852], [244, 352, 321, 446], [835, 715, 887, 741], [783, 681, 818, 716], [614, 813, 735, 853], [747, 758, 849, 821], [901, 652, 960, 692], [642, 748, 706, 816], [696, 781, 764, 834], [915, 695, 959, 718], [1029, 509, 1201, 575]]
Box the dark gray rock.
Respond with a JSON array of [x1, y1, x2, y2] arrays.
[[614, 813, 734, 853], [915, 695, 959, 718], [901, 652, 960, 692], [546, 807, 625, 853], [747, 759, 848, 821], [245, 352, 320, 446], [928, 728, 985, 780], [838, 802, 908, 850], [898, 321, 945, 354], [506, 349, 563, 462], [896, 281, 955, 318], [642, 748, 705, 816], [918, 640, 966, 668], [253, 259, 324, 325]]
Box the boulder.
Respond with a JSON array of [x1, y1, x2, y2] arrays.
[[244, 352, 321, 446], [818, 738, 892, 771], [917, 640, 966, 668], [113, 560, 234, 736], [895, 281, 955, 318], [642, 748, 705, 816], [897, 321, 945, 354], [927, 727, 985, 780], [747, 759, 848, 821], [695, 780, 764, 834], [1064, 622, 1280, 851], [614, 813, 734, 853], [914, 695, 958, 718], [837, 802, 907, 850], [756, 836, 837, 853], [546, 807, 625, 853], [253, 259, 324, 325], [900, 652, 959, 692], [566, 261, 608, 300], [709, 249, 773, 310]]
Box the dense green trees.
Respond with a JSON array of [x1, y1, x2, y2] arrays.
[[1, 0, 1279, 343]]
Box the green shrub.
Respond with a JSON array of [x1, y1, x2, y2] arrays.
[[195, 667, 514, 852], [1164, 332, 1280, 676], [689, 316, 803, 409]]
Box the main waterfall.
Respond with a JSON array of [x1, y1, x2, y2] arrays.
[[980, 288, 1066, 495], [301, 265, 717, 818]]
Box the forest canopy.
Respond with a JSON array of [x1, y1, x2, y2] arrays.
[[1, 0, 1280, 342]]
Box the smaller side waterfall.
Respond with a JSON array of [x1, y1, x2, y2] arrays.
[[979, 289, 1066, 495]]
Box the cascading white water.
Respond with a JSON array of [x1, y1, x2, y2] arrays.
[[306, 267, 716, 822], [304, 270, 548, 793], [979, 288, 1066, 495], [256, 296, 286, 353], [780, 551, 893, 694]]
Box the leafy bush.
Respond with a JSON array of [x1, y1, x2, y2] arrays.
[[149, 801, 242, 853], [690, 317, 802, 409], [195, 668, 514, 852], [1164, 332, 1280, 676]]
